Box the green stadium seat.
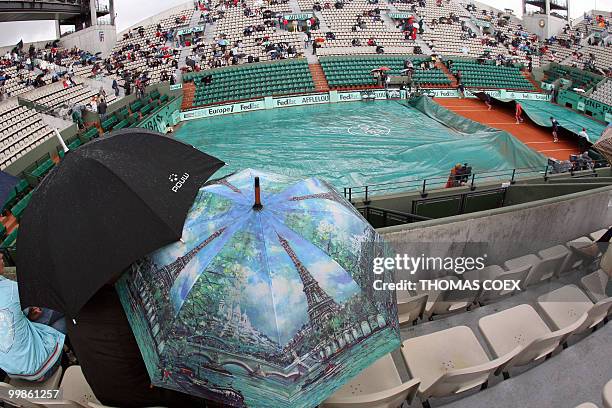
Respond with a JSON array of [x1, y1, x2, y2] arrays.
[[10, 192, 32, 220], [113, 119, 130, 130], [1, 227, 18, 249], [31, 159, 55, 179]]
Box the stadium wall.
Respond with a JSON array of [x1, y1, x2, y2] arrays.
[[60, 25, 117, 58], [558, 89, 612, 123], [378, 184, 612, 274], [117, 1, 192, 35]]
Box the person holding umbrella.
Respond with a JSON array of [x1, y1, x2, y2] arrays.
[[17, 129, 225, 407]]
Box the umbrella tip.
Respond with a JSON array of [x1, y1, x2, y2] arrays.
[[253, 177, 263, 211]]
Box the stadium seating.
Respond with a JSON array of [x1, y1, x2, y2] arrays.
[[581, 269, 609, 302], [537, 284, 612, 334], [320, 55, 451, 88], [448, 59, 536, 90], [478, 304, 587, 374], [24, 79, 116, 112], [590, 79, 612, 106], [463, 264, 528, 304], [401, 325, 518, 405], [396, 292, 428, 325], [190, 59, 315, 106], [0, 103, 55, 170], [322, 353, 420, 408], [416, 276, 477, 319], [543, 64, 603, 91]]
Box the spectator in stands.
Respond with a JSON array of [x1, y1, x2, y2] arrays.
[[66, 276, 209, 407], [98, 86, 107, 102], [87, 95, 98, 113], [71, 106, 85, 130], [550, 117, 559, 143], [112, 79, 120, 97], [0, 257, 65, 383], [98, 98, 108, 122], [445, 163, 462, 188], [26, 307, 66, 335]]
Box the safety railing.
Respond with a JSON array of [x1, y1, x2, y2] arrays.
[[356, 206, 432, 227], [343, 160, 610, 201]]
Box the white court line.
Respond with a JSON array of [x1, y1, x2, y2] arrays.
[[485, 122, 520, 125], [539, 148, 578, 152], [448, 109, 489, 111]]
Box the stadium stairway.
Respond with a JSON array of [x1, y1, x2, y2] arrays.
[[522, 71, 543, 93], [436, 98, 580, 160], [181, 82, 196, 110], [309, 63, 330, 92], [436, 61, 459, 87]]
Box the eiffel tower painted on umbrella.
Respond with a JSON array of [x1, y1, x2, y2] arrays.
[[116, 169, 400, 408]]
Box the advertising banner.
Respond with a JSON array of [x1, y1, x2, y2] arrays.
[[181, 100, 266, 120]]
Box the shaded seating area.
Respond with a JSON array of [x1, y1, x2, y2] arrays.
[[187, 59, 315, 107]]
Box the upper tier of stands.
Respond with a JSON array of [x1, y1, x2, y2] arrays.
[[22, 78, 117, 112]]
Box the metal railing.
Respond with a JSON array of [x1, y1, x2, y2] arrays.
[[356, 205, 432, 227], [411, 187, 508, 216], [343, 161, 610, 201]]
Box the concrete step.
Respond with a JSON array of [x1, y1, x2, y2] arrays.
[[522, 71, 543, 92], [436, 61, 458, 87], [308, 63, 330, 92]]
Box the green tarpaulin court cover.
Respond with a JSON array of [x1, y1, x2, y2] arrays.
[[518, 100, 606, 142]]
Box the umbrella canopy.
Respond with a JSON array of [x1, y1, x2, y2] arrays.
[[116, 169, 400, 408], [593, 126, 612, 164], [17, 129, 224, 318], [315, 37, 325, 43], [371, 66, 390, 72], [0, 171, 19, 209]]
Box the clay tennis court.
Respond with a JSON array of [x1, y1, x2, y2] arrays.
[[436, 98, 581, 160]]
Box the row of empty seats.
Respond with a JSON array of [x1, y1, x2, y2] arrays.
[[590, 79, 612, 106], [326, 228, 611, 407], [448, 58, 535, 90], [0, 103, 56, 170], [188, 58, 315, 106], [396, 228, 608, 324], [320, 55, 452, 88]]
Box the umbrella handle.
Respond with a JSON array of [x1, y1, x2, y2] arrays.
[[253, 177, 263, 210]]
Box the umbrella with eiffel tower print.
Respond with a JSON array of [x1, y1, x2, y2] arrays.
[[115, 168, 401, 408]]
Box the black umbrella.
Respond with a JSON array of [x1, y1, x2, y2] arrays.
[[17, 129, 224, 318]]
